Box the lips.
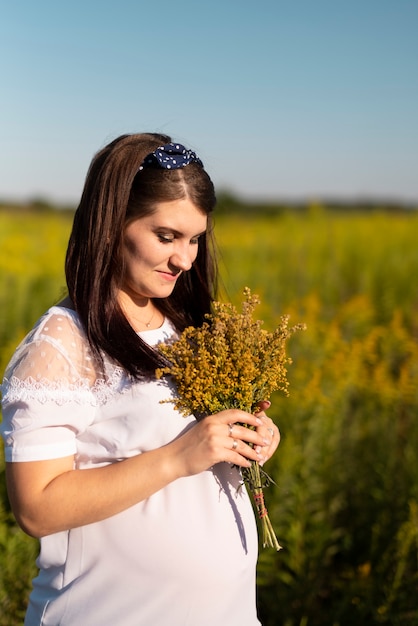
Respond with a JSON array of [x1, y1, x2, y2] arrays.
[[157, 270, 181, 282]]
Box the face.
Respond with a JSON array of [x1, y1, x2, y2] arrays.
[[119, 198, 208, 305]]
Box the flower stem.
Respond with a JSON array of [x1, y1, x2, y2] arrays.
[[248, 462, 282, 551]]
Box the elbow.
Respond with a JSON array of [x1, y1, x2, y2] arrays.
[[9, 497, 59, 537], [13, 510, 50, 539], [5, 461, 73, 538]]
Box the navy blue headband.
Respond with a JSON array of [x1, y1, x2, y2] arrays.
[[138, 142, 203, 171]]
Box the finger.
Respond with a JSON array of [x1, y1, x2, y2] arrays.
[[254, 418, 280, 464], [254, 414, 275, 439], [217, 409, 263, 430], [227, 437, 263, 467], [226, 421, 268, 449], [255, 399, 271, 412]]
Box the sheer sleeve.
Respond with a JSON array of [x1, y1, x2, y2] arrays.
[[0, 308, 101, 462]]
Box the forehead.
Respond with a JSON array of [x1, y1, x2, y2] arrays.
[[142, 198, 208, 232]]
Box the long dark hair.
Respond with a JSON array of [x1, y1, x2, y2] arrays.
[[65, 133, 218, 378]]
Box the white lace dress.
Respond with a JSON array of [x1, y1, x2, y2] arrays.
[[0, 306, 261, 626]]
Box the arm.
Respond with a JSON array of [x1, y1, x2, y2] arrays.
[[6, 407, 276, 538]]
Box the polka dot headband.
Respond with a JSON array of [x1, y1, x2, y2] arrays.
[[138, 142, 203, 171]]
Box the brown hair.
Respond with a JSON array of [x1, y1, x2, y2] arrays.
[[65, 133, 218, 378]]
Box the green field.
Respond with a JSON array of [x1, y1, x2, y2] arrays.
[[1, 207, 418, 625]]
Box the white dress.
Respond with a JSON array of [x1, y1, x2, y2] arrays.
[[0, 306, 261, 626]]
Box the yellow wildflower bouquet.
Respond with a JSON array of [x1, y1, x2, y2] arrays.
[[156, 288, 305, 550]]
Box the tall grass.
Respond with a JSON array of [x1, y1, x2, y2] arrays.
[[1, 207, 417, 625], [0, 210, 71, 374], [215, 209, 418, 624], [216, 208, 418, 328]]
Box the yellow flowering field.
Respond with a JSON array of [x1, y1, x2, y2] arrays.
[[216, 208, 418, 625], [1, 206, 418, 625], [0, 210, 72, 375]]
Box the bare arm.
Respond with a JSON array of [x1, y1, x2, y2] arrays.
[[6, 407, 279, 538]]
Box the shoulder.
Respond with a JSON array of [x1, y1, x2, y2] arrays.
[[22, 305, 87, 358], [38, 304, 83, 331], [3, 306, 96, 384], [33, 306, 86, 349]]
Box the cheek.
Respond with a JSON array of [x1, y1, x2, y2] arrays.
[[123, 234, 155, 266]]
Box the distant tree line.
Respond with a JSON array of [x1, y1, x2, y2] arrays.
[[0, 193, 416, 216], [215, 192, 418, 216]]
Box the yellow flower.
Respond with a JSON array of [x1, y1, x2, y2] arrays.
[[156, 287, 305, 549]]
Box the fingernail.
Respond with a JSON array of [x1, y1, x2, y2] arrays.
[[255, 417, 262, 425]]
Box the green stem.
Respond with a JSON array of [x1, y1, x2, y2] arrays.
[[249, 462, 282, 551]]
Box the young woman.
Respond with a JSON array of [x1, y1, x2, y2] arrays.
[[1, 133, 280, 625]]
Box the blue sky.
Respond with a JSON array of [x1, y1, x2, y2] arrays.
[[1, 0, 417, 204]]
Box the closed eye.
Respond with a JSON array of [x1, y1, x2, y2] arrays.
[[157, 233, 174, 244], [157, 232, 205, 245]]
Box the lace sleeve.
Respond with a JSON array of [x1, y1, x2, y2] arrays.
[[2, 309, 99, 402], [0, 308, 102, 462]]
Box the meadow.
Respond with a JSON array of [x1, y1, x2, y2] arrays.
[[1, 206, 417, 625]]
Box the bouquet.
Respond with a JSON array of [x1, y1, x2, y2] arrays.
[[156, 288, 305, 550]]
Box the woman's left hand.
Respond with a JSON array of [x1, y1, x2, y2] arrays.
[[253, 400, 280, 466]]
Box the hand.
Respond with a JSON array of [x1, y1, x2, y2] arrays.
[[253, 400, 280, 466], [170, 409, 269, 477]]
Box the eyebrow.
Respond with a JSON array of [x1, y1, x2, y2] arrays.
[[156, 226, 207, 238]]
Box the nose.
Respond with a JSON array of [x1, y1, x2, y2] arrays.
[[169, 243, 196, 272]]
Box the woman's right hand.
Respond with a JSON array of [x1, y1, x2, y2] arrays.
[[169, 409, 270, 478]]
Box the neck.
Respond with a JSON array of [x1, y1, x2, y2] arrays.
[[118, 292, 163, 331]]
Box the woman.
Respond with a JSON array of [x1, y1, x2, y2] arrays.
[[1, 133, 280, 625]]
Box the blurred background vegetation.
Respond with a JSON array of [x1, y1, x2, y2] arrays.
[[1, 197, 417, 625]]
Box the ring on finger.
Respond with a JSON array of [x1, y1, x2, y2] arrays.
[[228, 423, 234, 437], [232, 439, 238, 450], [267, 427, 274, 437]]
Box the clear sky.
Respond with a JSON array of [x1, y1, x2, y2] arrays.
[[1, 0, 417, 205]]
